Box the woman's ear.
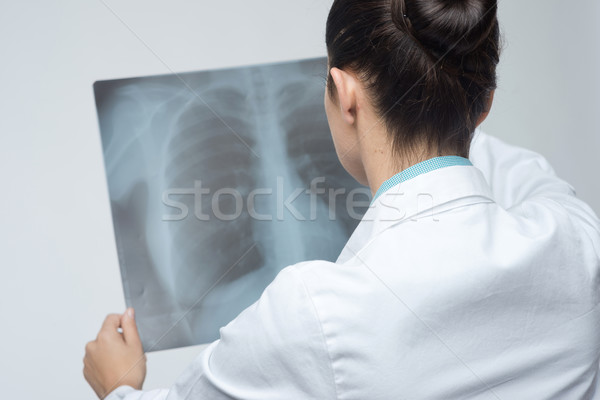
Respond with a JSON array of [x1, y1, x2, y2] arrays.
[[329, 67, 357, 126], [476, 90, 495, 127]]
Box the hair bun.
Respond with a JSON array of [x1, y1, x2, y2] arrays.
[[394, 0, 498, 58]]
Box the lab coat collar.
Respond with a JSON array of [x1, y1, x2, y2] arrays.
[[337, 164, 495, 264]]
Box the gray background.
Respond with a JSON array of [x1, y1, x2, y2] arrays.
[[0, 0, 598, 398]]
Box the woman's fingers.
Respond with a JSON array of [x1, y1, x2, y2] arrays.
[[84, 310, 147, 397], [97, 314, 122, 341], [120, 308, 142, 346]]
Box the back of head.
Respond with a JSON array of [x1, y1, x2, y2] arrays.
[[325, 0, 500, 158]]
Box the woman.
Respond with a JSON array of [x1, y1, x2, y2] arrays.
[[84, 0, 600, 398]]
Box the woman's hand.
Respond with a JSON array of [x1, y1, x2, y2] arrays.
[[83, 308, 146, 398]]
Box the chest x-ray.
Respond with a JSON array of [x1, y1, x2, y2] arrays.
[[94, 57, 370, 351]]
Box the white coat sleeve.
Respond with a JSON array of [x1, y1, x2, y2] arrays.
[[105, 386, 168, 400], [469, 130, 600, 235], [106, 265, 336, 400]]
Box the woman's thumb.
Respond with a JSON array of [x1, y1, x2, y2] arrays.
[[120, 308, 141, 345]]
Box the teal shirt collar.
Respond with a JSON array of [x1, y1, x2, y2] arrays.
[[372, 155, 473, 202]]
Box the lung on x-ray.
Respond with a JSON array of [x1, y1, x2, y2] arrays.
[[93, 57, 370, 351]]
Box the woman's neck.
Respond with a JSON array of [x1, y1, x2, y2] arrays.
[[357, 124, 441, 197]]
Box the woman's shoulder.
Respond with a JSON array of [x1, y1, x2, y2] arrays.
[[470, 130, 600, 250]]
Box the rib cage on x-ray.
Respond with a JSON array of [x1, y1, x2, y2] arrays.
[[94, 58, 370, 351]]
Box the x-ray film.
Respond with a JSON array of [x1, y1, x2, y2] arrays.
[[94, 57, 370, 351]]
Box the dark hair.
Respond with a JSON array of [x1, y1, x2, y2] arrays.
[[325, 0, 500, 158]]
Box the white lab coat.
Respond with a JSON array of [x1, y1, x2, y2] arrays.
[[107, 131, 600, 400]]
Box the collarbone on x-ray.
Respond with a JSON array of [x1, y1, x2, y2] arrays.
[[94, 57, 370, 351]]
